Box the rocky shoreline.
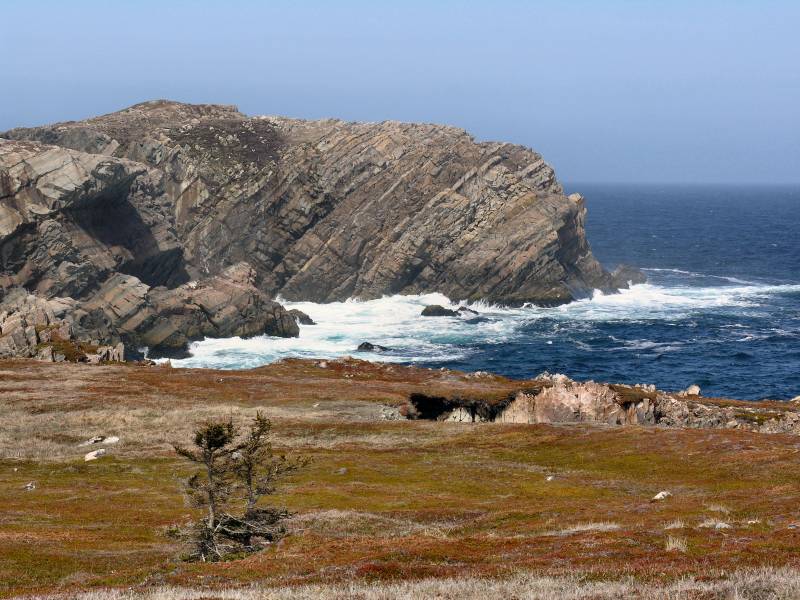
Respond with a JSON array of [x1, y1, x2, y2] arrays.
[[1, 100, 643, 360]]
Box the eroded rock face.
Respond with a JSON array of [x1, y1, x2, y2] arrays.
[[78, 262, 298, 355], [435, 374, 800, 435], [0, 135, 299, 357], [3, 100, 633, 307]]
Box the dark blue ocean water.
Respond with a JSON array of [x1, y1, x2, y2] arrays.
[[175, 184, 799, 401], [442, 184, 800, 400]]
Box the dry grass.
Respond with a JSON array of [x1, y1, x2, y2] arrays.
[[554, 522, 621, 535], [665, 535, 688, 553], [4, 359, 800, 597], [21, 568, 800, 599], [698, 519, 733, 529], [287, 509, 459, 539]]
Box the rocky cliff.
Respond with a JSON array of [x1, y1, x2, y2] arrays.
[[1, 100, 637, 359]]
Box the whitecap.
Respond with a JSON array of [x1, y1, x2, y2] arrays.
[[166, 280, 800, 369]]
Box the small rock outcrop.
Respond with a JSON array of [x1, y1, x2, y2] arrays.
[[610, 265, 648, 288], [424, 374, 800, 435], [421, 305, 478, 317], [84, 448, 107, 461], [356, 342, 390, 352], [678, 385, 702, 397], [288, 309, 315, 325], [421, 305, 459, 317]]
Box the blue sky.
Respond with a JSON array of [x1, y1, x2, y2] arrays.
[[2, 1, 798, 183]]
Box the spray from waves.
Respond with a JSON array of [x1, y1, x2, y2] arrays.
[[166, 278, 800, 370], [642, 268, 762, 286]]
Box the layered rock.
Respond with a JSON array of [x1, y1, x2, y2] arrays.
[[0, 138, 298, 358], [4, 100, 637, 307]]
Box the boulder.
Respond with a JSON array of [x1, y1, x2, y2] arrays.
[[79, 435, 106, 446], [357, 341, 390, 352], [421, 305, 459, 317], [610, 265, 648, 288], [84, 448, 107, 461], [288, 309, 316, 325], [531, 379, 631, 425], [678, 384, 702, 397]]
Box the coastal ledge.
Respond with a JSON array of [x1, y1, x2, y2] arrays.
[[1, 357, 797, 446]]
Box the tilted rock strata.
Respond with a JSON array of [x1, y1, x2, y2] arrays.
[[3, 100, 631, 306], [0, 138, 298, 356]]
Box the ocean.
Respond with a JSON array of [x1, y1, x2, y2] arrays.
[[169, 184, 800, 401]]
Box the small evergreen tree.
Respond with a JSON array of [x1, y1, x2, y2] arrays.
[[173, 413, 305, 561], [233, 412, 308, 514], [173, 419, 237, 531]]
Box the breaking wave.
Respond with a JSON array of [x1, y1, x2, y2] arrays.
[[167, 278, 800, 375]]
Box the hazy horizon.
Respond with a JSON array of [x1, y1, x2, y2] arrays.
[[2, 0, 798, 185]]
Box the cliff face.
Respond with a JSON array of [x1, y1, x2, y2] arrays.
[[0, 136, 297, 358], [1, 100, 634, 358]]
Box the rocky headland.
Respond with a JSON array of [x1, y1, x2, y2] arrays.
[[1, 100, 640, 360]]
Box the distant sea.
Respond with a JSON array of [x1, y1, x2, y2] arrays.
[[170, 184, 800, 401]]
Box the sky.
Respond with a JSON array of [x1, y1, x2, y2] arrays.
[[1, 1, 798, 184]]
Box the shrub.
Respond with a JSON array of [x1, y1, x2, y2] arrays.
[[173, 413, 307, 561]]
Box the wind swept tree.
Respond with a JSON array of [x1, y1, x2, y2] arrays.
[[173, 413, 306, 561], [232, 412, 309, 514], [173, 419, 237, 530]]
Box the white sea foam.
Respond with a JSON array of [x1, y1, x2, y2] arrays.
[[166, 280, 800, 370]]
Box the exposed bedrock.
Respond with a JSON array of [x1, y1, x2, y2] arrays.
[[3, 100, 641, 306], [408, 373, 800, 434], [0, 138, 297, 357]]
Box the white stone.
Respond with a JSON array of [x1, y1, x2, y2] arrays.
[[84, 448, 107, 461], [79, 435, 105, 446]]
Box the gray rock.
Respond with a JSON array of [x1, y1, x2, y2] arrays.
[[4, 100, 625, 310], [379, 405, 403, 420], [610, 264, 648, 288], [84, 448, 107, 461], [421, 305, 459, 317], [0, 136, 299, 360], [35, 346, 54, 362], [288, 309, 315, 325], [678, 385, 702, 397], [357, 341, 390, 352]]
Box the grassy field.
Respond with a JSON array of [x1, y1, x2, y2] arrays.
[[3, 359, 800, 598]]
